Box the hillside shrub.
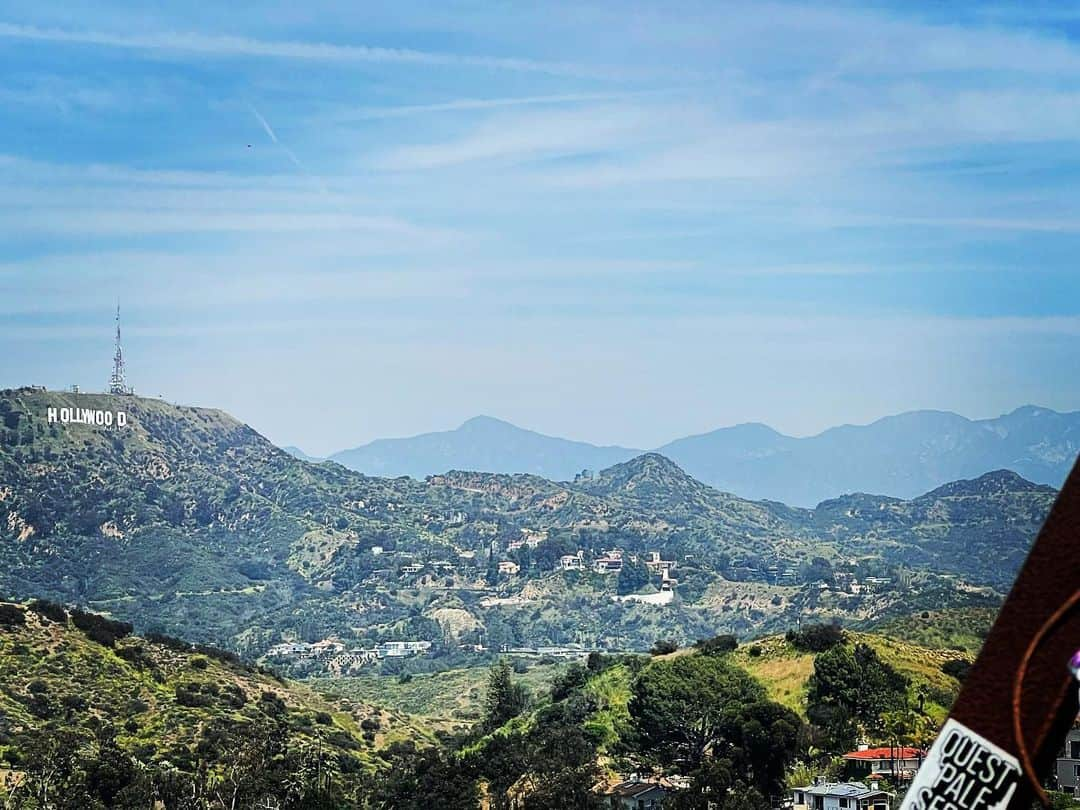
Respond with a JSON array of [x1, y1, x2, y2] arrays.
[[695, 634, 738, 655], [786, 623, 845, 652], [941, 659, 972, 682], [27, 679, 48, 694], [69, 608, 133, 648], [117, 644, 154, 670], [28, 599, 67, 623], [174, 683, 213, 709], [0, 604, 26, 629], [650, 639, 679, 656]]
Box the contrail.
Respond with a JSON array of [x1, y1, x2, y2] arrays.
[[247, 103, 327, 194]]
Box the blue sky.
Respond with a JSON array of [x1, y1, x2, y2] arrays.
[[2, 1, 1080, 454]]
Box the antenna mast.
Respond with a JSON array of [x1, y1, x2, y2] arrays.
[[109, 303, 131, 395]]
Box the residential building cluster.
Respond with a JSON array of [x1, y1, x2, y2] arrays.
[[265, 638, 433, 672]]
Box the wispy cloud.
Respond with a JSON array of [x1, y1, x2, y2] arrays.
[[0, 22, 622, 79], [339, 90, 674, 121], [367, 105, 661, 171]]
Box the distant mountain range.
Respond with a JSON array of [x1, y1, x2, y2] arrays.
[[320, 406, 1080, 506], [327, 415, 638, 482]]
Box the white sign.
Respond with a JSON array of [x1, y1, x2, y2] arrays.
[[47, 407, 128, 428], [900, 719, 1021, 810]]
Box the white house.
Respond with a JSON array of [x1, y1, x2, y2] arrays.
[[593, 555, 623, 574], [792, 782, 892, 810], [560, 553, 584, 571], [1055, 726, 1080, 794], [498, 560, 521, 575], [643, 551, 676, 574], [377, 640, 432, 658]]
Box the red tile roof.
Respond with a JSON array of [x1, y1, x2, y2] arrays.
[[844, 747, 924, 761]]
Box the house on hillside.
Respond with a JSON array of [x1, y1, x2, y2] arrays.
[[593, 553, 623, 574], [1054, 725, 1080, 794], [843, 746, 925, 780], [605, 779, 668, 809], [643, 551, 675, 574], [521, 528, 548, 547], [376, 640, 432, 658], [660, 569, 678, 592], [498, 560, 521, 576], [792, 782, 893, 810], [560, 553, 585, 571]]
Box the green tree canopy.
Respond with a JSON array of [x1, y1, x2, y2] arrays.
[[807, 642, 910, 751], [483, 658, 528, 733], [629, 655, 765, 769]]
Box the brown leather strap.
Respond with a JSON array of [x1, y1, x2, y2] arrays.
[[948, 456, 1080, 806]]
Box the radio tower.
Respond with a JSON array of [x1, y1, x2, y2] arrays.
[[108, 303, 131, 395]]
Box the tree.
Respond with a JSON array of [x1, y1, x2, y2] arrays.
[[650, 639, 679, 656], [4, 729, 93, 810], [629, 655, 766, 769], [372, 742, 480, 810], [515, 701, 605, 810], [84, 727, 154, 809], [695, 634, 738, 656], [631, 656, 803, 807], [483, 658, 528, 733], [617, 557, 651, 595], [807, 642, 909, 751], [786, 623, 845, 652]]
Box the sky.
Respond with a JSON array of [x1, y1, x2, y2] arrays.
[[2, 1, 1080, 456]]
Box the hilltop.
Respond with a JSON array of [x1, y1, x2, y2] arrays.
[[0, 387, 1055, 662], [731, 630, 967, 723], [330, 415, 640, 481], [0, 599, 429, 775]]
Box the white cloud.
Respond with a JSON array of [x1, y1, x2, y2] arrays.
[[0, 21, 619, 78]]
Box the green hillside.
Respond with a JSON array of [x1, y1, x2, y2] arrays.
[[0, 591, 975, 808], [0, 387, 1046, 662], [0, 600, 429, 770], [325, 661, 567, 724], [871, 607, 995, 655], [731, 631, 969, 724]]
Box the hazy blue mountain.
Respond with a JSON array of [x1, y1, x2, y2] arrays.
[[282, 445, 323, 463], [328, 406, 1079, 506], [658, 406, 1080, 505], [329, 415, 642, 480]]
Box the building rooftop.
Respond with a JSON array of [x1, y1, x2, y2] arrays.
[[607, 780, 667, 798], [797, 782, 892, 799], [844, 747, 924, 761]]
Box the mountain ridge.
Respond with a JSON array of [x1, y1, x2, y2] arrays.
[[328, 414, 641, 481], [325, 405, 1079, 505]]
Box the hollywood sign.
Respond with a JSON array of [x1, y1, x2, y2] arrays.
[[47, 407, 128, 428]]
